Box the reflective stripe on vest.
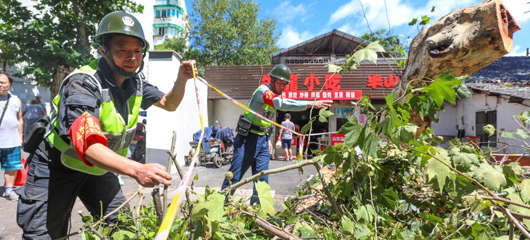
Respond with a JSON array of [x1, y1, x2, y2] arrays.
[[244, 86, 276, 135], [47, 59, 143, 175]]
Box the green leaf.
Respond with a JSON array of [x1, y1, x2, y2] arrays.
[[355, 204, 375, 222], [521, 179, 530, 203], [431, 6, 436, 12], [340, 216, 355, 235], [456, 83, 472, 98], [419, 15, 431, 25], [301, 118, 315, 134], [352, 41, 385, 64], [318, 108, 334, 123], [408, 18, 418, 25], [382, 188, 399, 209], [473, 163, 507, 191], [450, 148, 479, 171], [423, 72, 463, 107], [112, 230, 135, 240], [483, 124, 496, 137], [323, 146, 342, 166], [425, 147, 453, 192], [255, 181, 276, 218], [326, 64, 342, 74], [517, 128, 530, 139], [401, 229, 415, 240], [501, 132, 515, 139], [339, 117, 364, 146], [354, 222, 372, 239], [392, 124, 418, 144]]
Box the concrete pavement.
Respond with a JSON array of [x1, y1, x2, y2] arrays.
[[0, 158, 315, 239]]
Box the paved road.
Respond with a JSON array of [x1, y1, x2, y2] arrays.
[[0, 158, 315, 239]]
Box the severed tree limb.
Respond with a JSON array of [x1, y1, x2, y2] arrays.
[[241, 211, 302, 240], [485, 196, 530, 211], [419, 149, 530, 237], [163, 132, 178, 216], [152, 188, 163, 225], [220, 160, 341, 217], [491, 202, 530, 239], [78, 211, 106, 239], [494, 208, 530, 220]]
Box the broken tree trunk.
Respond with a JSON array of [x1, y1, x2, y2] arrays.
[[396, 0, 520, 136], [399, 0, 520, 92]]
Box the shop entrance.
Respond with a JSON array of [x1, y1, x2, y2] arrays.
[[275, 109, 329, 157]]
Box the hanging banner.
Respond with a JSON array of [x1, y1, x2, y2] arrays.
[[330, 133, 345, 146], [281, 90, 362, 100]]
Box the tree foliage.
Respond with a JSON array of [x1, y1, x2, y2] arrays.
[[159, 0, 280, 67], [0, 0, 143, 96], [360, 29, 408, 58]]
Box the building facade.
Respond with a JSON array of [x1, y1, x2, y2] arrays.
[[153, 0, 187, 47]]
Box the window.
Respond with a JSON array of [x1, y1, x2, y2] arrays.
[[158, 27, 165, 36], [475, 111, 497, 147]]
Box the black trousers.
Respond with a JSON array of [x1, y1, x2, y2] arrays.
[[15, 146, 128, 239]]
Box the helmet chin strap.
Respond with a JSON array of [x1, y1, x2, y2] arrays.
[[269, 79, 282, 95], [101, 45, 145, 79]]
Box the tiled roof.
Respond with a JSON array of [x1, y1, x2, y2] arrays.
[[466, 56, 530, 100]]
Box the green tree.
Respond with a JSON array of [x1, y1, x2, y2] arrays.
[[159, 0, 280, 68], [360, 28, 408, 58], [0, 0, 143, 98]]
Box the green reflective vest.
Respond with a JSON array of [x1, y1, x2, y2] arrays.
[[47, 59, 143, 175], [244, 86, 277, 135]]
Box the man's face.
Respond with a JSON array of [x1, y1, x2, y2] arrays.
[[273, 79, 288, 94], [104, 35, 144, 73], [0, 75, 12, 97]]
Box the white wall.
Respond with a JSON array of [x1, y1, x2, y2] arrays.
[[431, 102, 457, 136], [209, 99, 250, 130], [146, 50, 208, 170], [452, 93, 530, 154]]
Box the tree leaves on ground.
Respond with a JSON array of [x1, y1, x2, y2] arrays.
[[255, 181, 276, 218], [472, 163, 507, 191], [424, 147, 453, 192]]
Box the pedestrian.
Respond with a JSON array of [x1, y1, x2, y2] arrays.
[[16, 11, 196, 239], [0, 73, 23, 201], [22, 99, 45, 134], [279, 113, 295, 161], [34, 95, 47, 116], [221, 64, 332, 205]]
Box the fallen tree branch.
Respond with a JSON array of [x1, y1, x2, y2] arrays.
[[485, 196, 530, 211], [79, 211, 106, 239], [241, 211, 302, 240], [220, 160, 341, 217]]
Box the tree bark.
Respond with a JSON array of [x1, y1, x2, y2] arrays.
[[396, 0, 520, 135], [51, 65, 75, 99], [399, 0, 520, 93]]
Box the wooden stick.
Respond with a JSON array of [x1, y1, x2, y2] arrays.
[[241, 211, 302, 240]]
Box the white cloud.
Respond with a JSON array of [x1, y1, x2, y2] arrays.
[[278, 25, 314, 49], [329, 0, 358, 25], [506, 45, 527, 56], [336, 23, 360, 37], [273, 1, 312, 23]]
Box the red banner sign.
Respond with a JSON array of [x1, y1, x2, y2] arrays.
[[331, 133, 345, 146], [281, 90, 361, 100]]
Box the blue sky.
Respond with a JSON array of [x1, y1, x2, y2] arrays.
[[186, 0, 529, 56]]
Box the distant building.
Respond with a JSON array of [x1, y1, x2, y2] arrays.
[[433, 56, 530, 156], [153, 0, 187, 47]]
